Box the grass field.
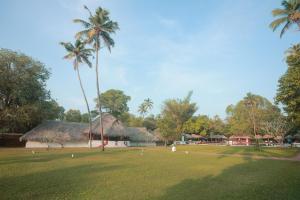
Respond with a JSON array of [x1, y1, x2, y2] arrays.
[[1, 146, 300, 200]]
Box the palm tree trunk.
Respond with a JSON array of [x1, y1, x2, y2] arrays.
[[76, 63, 93, 148], [95, 42, 105, 151]]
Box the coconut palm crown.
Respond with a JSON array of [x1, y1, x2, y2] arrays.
[[270, 0, 300, 38], [60, 40, 93, 68], [73, 6, 119, 51]]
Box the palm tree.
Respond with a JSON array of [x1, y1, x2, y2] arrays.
[[138, 98, 153, 118], [74, 6, 119, 151], [138, 103, 147, 118], [60, 40, 94, 148], [144, 98, 154, 111], [270, 0, 300, 38]]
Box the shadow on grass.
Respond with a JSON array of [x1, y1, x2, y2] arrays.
[[156, 159, 300, 200], [216, 146, 286, 160], [0, 163, 124, 199]]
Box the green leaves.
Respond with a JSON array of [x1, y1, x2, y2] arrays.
[[95, 89, 131, 119], [270, 0, 300, 37], [0, 49, 63, 133], [74, 6, 119, 52]]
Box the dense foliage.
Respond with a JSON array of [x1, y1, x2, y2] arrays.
[[157, 92, 197, 141], [276, 44, 300, 132], [226, 93, 281, 136], [0, 49, 64, 133], [95, 89, 131, 119]]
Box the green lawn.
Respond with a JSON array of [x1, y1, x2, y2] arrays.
[[0, 146, 300, 200]]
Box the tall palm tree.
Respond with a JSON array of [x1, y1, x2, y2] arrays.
[[138, 103, 147, 118], [144, 98, 154, 111], [138, 98, 154, 118], [74, 6, 119, 151], [60, 40, 94, 148], [270, 0, 300, 38]]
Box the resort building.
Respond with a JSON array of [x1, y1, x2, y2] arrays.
[[20, 113, 156, 148], [229, 136, 251, 146]]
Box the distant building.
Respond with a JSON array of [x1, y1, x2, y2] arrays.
[[20, 113, 156, 148], [229, 136, 251, 146]]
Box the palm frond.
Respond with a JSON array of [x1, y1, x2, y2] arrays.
[[63, 53, 75, 60], [101, 21, 119, 33], [82, 56, 92, 68], [101, 31, 115, 52], [75, 29, 90, 39], [272, 8, 288, 16], [269, 17, 288, 31], [280, 21, 292, 37], [73, 19, 91, 28]]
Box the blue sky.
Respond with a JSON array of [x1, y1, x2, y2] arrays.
[[0, 0, 299, 118]]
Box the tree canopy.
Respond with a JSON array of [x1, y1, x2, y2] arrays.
[[0, 49, 64, 133], [157, 91, 197, 141], [226, 93, 281, 136], [95, 89, 131, 119], [276, 44, 300, 131]]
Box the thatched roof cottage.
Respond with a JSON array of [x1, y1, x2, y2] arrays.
[[20, 113, 156, 148]]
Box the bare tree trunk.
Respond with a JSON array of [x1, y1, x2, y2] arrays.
[[76, 63, 93, 148], [95, 42, 105, 151]]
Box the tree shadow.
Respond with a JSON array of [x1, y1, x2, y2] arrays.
[[0, 163, 125, 199], [156, 159, 300, 200]]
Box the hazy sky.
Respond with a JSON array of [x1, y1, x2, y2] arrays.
[[0, 0, 299, 118]]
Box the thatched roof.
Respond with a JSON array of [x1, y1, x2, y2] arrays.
[[20, 121, 88, 142], [88, 113, 126, 137], [20, 113, 156, 143], [125, 127, 156, 142], [209, 134, 227, 139]]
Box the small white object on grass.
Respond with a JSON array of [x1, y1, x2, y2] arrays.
[[171, 145, 176, 152], [71, 154, 74, 158], [185, 151, 189, 154], [31, 150, 35, 154]]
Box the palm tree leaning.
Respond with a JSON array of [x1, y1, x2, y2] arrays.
[[74, 6, 119, 151], [270, 0, 300, 37], [60, 40, 94, 148]]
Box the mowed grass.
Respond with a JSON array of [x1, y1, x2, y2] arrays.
[[0, 146, 300, 200]]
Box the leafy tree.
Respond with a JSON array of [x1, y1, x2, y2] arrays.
[[262, 115, 291, 145], [81, 113, 90, 123], [143, 114, 157, 131], [156, 114, 177, 146], [65, 109, 82, 122], [209, 115, 226, 135], [0, 49, 63, 133], [270, 0, 300, 38], [276, 44, 300, 131], [183, 115, 210, 134], [74, 6, 119, 151], [159, 91, 197, 140], [226, 93, 281, 141], [95, 89, 131, 119], [127, 114, 144, 127], [60, 40, 93, 147]]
